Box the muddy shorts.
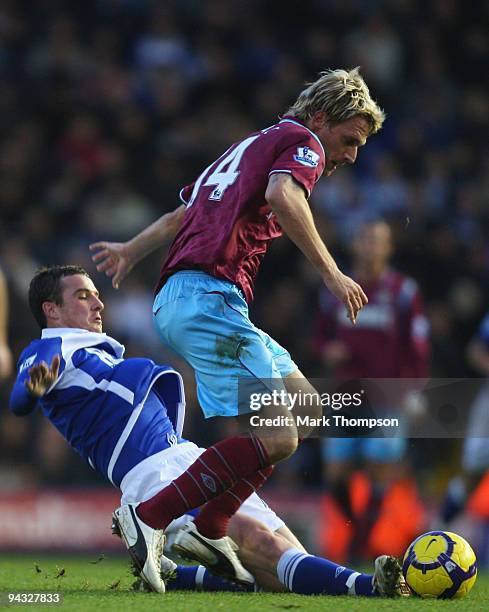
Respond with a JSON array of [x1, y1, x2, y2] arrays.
[[153, 271, 297, 417]]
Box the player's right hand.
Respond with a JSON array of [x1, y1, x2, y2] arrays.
[[89, 241, 133, 289], [324, 270, 368, 325], [25, 354, 60, 398]]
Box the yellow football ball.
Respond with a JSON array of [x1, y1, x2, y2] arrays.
[[403, 531, 477, 598]]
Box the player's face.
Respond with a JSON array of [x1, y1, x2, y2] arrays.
[[52, 274, 104, 333], [315, 116, 370, 176], [353, 222, 392, 267]]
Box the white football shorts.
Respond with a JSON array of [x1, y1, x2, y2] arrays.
[[119, 440, 284, 534]]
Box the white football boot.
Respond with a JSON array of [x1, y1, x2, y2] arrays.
[[172, 521, 255, 586], [112, 503, 176, 593], [373, 555, 411, 597]]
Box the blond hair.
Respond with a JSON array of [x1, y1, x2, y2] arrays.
[[286, 67, 385, 135]]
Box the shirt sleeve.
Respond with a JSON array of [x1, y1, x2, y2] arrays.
[[9, 377, 38, 416], [179, 182, 196, 206], [9, 349, 40, 416], [269, 132, 325, 198]]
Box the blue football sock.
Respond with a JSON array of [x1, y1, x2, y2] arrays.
[[166, 565, 253, 592], [277, 548, 376, 596]]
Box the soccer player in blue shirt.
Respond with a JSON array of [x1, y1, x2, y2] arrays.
[[10, 265, 408, 597]]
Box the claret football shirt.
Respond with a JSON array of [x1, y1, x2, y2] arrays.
[[156, 117, 326, 302]]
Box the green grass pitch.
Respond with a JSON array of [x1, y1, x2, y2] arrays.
[[0, 554, 487, 611]]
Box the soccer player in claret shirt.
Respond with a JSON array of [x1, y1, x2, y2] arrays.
[[315, 220, 430, 559], [90, 68, 384, 578]]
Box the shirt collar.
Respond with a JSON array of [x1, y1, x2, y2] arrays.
[[41, 327, 107, 338], [279, 116, 325, 157]]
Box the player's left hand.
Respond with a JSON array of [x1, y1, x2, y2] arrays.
[[324, 269, 368, 325], [25, 354, 60, 397]]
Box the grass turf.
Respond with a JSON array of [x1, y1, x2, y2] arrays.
[[0, 554, 487, 611]]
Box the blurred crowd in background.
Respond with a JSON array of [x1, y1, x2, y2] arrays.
[[0, 0, 488, 556]]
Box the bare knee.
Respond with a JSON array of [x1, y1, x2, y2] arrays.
[[283, 371, 322, 438], [236, 519, 287, 566], [261, 433, 298, 463], [248, 403, 298, 463], [229, 515, 289, 591]]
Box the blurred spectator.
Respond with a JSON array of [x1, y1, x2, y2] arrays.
[[315, 220, 429, 561], [343, 13, 404, 96], [0, 267, 13, 380]]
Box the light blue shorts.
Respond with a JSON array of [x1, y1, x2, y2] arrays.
[[322, 436, 407, 464], [153, 271, 298, 418]]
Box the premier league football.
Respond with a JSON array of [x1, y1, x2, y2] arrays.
[[403, 531, 477, 598]]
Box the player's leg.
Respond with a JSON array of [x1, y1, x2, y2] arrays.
[[123, 443, 407, 597], [274, 524, 307, 553], [227, 493, 304, 591], [228, 514, 287, 591], [228, 492, 406, 596], [138, 274, 297, 541], [162, 515, 300, 592], [181, 347, 321, 546], [143, 273, 322, 582], [241, 328, 323, 441], [163, 565, 252, 593], [121, 440, 258, 585], [280, 367, 323, 439], [111, 503, 175, 593], [162, 515, 302, 592], [154, 271, 300, 463], [109, 391, 185, 593], [227, 508, 408, 596]]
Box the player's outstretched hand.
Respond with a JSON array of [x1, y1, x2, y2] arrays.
[[89, 241, 133, 289], [25, 354, 60, 398], [324, 270, 368, 325]]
